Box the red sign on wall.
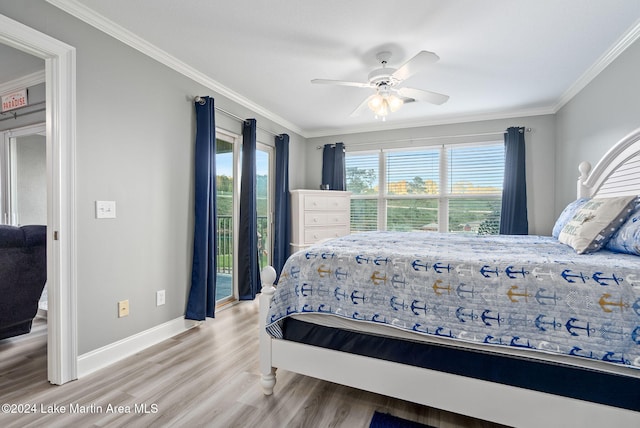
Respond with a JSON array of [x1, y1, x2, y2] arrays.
[[1, 89, 28, 112]]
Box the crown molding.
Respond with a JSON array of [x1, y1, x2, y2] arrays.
[[305, 106, 555, 139], [46, 0, 306, 137], [554, 18, 640, 112], [0, 69, 45, 94]]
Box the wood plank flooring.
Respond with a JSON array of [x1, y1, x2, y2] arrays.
[[0, 302, 506, 428]]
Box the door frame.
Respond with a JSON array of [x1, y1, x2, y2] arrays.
[[0, 14, 77, 384]]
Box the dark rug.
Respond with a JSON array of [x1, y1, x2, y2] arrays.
[[369, 411, 435, 428]]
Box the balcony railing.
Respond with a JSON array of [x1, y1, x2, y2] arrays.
[[216, 215, 268, 275]]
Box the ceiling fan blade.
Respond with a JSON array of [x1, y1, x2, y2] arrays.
[[391, 51, 439, 82], [311, 78, 371, 88], [350, 95, 376, 117], [397, 87, 449, 105]]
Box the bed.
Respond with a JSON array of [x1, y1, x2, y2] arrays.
[[259, 127, 640, 427]]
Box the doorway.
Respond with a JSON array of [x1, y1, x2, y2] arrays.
[[213, 132, 274, 304], [0, 14, 77, 385], [1, 123, 47, 317]]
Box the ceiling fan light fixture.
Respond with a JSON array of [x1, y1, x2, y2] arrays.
[[387, 94, 403, 112], [312, 50, 447, 120], [368, 91, 402, 119], [374, 100, 389, 117], [367, 94, 384, 111]]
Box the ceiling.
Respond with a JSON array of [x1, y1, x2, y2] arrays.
[[43, 1, 640, 136]]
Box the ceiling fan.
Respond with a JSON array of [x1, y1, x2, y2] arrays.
[[311, 50, 449, 120]]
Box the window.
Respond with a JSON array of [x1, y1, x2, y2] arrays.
[[447, 144, 504, 233], [345, 142, 504, 234], [345, 153, 378, 232], [386, 149, 440, 232]]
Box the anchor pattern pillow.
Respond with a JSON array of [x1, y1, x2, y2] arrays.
[[606, 202, 640, 256]]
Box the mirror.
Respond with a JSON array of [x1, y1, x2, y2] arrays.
[[1, 123, 46, 225]]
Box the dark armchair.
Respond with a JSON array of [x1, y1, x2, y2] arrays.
[[0, 225, 47, 340]]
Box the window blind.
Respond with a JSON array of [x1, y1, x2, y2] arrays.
[[386, 150, 440, 195], [447, 143, 503, 233], [345, 153, 379, 231], [448, 144, 504, 195], [345, 142, 504, 234]]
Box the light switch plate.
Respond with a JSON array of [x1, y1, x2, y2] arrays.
[[96, 200, 116, 219]]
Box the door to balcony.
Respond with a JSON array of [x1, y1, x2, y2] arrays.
[[215, 132, 273, 304], [256, 143, 273, 271], [215, 134, 236, 303]]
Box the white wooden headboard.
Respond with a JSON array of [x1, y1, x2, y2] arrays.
[[578, 126, 640, 198]]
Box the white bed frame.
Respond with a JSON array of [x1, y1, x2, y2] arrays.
[[259, 127, 640, 428]]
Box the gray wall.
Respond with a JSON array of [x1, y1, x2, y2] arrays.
[[0, 1, 304, 354], [307, 115, 557, 235], [555, 37, 640, 211]]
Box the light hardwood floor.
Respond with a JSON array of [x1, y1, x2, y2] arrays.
[[0, 302, 506, 428]]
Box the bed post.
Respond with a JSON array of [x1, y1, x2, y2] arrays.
[[577, 161, 592, 198], [259, 266, 277, 395]]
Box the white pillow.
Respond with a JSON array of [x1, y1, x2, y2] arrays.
[[558, 196, 637, 254]]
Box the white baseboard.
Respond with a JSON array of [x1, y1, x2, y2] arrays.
[[77, 316, 198, 378]]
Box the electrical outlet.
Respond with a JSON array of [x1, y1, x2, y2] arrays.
[[156, 290, 165, 306], [118, 299, 129, 317]]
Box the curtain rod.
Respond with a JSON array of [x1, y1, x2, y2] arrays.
[[194, 96, 281, 138], [316, 127, 532, 149]]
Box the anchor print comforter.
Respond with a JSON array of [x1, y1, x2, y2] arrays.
[[266, 231, 640, 370]]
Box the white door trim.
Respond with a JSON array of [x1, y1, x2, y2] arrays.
[[0, 13, 77, 385]]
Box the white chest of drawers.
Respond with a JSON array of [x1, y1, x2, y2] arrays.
[[290, 189, 351, 252]]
